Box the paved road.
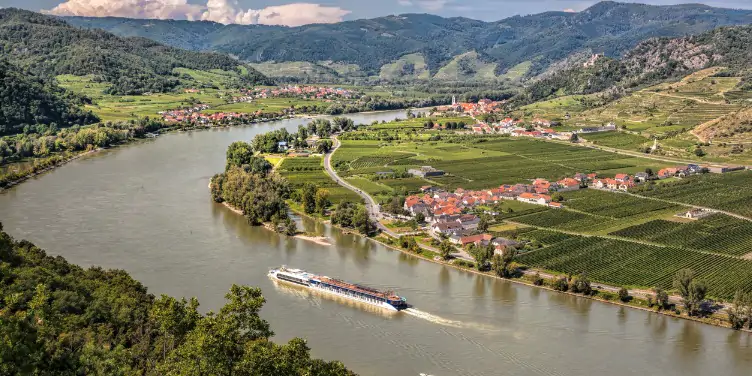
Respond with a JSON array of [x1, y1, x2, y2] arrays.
[[324, 137, 398, 236]]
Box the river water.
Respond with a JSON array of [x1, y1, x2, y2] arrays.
[[1, 110, 751, 376]]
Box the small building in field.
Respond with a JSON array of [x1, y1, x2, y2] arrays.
[[408, 166, 445, 178], [677, 208, 717, 220]]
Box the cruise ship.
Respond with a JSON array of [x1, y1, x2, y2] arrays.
[[268, 266, 408, 311]]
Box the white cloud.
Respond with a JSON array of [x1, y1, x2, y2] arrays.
[[563, 8, 577, 13], [44, 0, 350, 26], [415, 0, 447, 12], [397, 0, 412, 6]]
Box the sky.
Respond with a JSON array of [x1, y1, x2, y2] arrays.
[[4, 0, 752, 27]]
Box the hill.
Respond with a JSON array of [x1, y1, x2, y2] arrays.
[[0, 8, 272, 95], [518, 23, 752, 104], [62, 1, 752, 80], [0, 225, 355, 374], [0, 59, 98, 135]]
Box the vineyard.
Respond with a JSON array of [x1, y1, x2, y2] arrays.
[[278, 157, 361, 203], [609, 215, 752, 257], [634, 171, 752, 218], [563, 189, 678, 218], [517, 235, 752, 299], [510, 209, 615, 232]]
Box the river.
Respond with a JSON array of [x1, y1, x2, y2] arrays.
[[1, 110, 751, 376]]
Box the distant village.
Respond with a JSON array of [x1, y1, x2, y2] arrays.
[[233, 85, 360, 103]]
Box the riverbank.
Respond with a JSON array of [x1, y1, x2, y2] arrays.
[[220, 200, 333, 247], [1, 148, 103, 191]]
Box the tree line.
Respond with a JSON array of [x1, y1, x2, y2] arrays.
[[0, 223, 354, 374]]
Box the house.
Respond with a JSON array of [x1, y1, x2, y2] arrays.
[[634, 172, 650, 182], [431, 221, 463, 236], [450, 233, 493, 247], [573, 173, 589, 182], [614, 174, 631, 183], [457, 214, 480, 230], [557, 178, 581, 192], [618, 181, 635, 191], [548, 202, 564, 209], [657, 168, 678, 179], [277, 141, 289, 151], [408, 166, 445, 178], [517, 193, 551, 206], [678, 208, 717, 220]]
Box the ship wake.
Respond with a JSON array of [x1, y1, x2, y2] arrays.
[[403, 308, 497, 331]]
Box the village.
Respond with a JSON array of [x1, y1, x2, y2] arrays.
[[398, 162, 717, 257], [233, 85, 361, 103]]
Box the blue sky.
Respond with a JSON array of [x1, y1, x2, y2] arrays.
[[7, 0, 752, 25]]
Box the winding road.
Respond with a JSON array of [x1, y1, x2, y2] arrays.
[[323, 137, 397, 237]]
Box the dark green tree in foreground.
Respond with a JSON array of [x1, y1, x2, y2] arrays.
[[0, 226, 354, 375], [673, 269, 708, 316]]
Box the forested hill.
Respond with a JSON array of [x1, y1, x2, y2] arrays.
[[0, 224, 355, 375], [516, 24, 752, 104], [63, 1, 752, 77], [0, 8, 272, 95], [0, 59, 99, 135]]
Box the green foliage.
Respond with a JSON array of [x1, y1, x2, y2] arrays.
[[0, 59, 99, 135], [0, 228, 353, 375], [211, 164, 291, 226], [673, 269, 707, 316], [0, 8, 271, 96], [618, 287, 630, 302], [331, 201, 374, 235], [727, 290, 752, 330]]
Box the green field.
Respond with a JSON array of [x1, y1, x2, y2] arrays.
[[610, 214, 752, 257], [633, 171, 752, 218], [278, 157, 360, 204], [517, 235, 752, 300], [433, 51, 498, 81], [334, 134, 668, 191]]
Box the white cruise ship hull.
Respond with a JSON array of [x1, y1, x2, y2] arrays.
[[268, 269, 402, 311]]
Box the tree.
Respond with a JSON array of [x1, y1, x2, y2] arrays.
[[316, 139, 333, 154], [415, 212, 426, 224], [314, 189, 330, 215], [618, 287, 630, 302], [673, 269, 707, 316], [353, 206, 373, 235], [570, 133, 579, 142], [551, 192, 564, 202], [469, 243, 494, 271], [225, 141, 255, 171], [569, 273, 592, 295], [492, 247, 518, 278], [439, 240, 454, 260], [727, 290, 751, 330], [301, 183, 317, 214], [553, 277, 569, 291], [283, 217, 298, 236], [478, 216, 490, 232], [653, 287, 670, 310]]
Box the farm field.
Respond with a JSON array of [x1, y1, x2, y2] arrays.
[[517, 235, 752, 300], [278, 157, 361, 204], [582, 131, 652, 150], [57, 75, 229, 121], [609, 214, 752, 257], [633, 171, 752, 218], [334, 135, 668, 191]]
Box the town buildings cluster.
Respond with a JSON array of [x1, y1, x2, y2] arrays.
[[159, 105, 265, 124], [233, 86, 360, 103], [438, 98, 505, 115]]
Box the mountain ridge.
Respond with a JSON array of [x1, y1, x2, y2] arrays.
[[0, 8, 272, 95], [61, 1, 752, 79]]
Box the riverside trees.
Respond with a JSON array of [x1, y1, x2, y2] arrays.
[[0, 227, 354, 375], [211, 141, 292, 230]]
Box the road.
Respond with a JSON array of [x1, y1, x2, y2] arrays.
[[324, 137, 397, 237]]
